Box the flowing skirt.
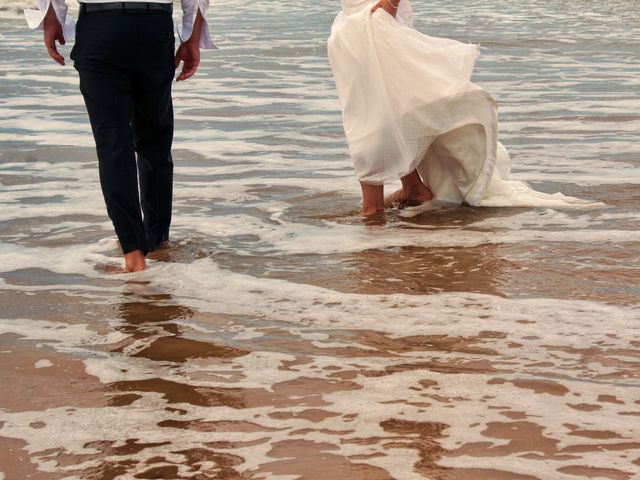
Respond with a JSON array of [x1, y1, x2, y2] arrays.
[[328, 5, 595, 207]]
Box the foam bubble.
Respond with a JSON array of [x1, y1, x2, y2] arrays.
[[34, 359, 53, 368]]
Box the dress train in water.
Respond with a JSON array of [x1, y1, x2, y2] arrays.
[[328, 1, 597, 208]]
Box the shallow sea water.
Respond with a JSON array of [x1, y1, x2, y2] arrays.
[[1, 0, 639, 479]]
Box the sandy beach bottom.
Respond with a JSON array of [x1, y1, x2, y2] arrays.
[[1, 145, 640, 480]]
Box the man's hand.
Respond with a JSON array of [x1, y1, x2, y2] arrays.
[[175, 9, 204, 82], [371, 0, 399, 17], [43, 3, 65, 66], [174, 40, 200, 82]]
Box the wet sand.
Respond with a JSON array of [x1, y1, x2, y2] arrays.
[[1, 156, 639, 478], [1, 286, 640, 479], [1, 0, 640, 478]]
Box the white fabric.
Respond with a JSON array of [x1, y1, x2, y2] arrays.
[[178, 0, 214, 49], [24, 0, 75, 42], [328, 0, 597, 208], [24, 0, 216, 49]]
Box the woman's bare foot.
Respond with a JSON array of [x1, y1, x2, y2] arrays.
[[385, 186, 433, 207], [124, 250, 147, 273], [360, 183, 385, 216], [385, 170, 433, 207], [361, 205, 384, 216], [384, 189, 405, 207]]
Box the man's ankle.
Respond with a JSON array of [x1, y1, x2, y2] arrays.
[[123, 249, 147, 273]]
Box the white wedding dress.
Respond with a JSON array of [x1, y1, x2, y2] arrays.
[[328, 0, 595, 207]]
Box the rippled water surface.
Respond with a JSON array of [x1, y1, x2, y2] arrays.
[[1, 0, 639, 479]]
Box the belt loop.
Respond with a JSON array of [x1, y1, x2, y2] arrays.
[[121, 1, 126, 11]]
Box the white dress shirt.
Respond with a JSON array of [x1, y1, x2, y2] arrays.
[[25, 0, 216, 49]]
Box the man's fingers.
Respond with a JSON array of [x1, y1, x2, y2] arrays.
[[183, 67, 197, 80], [48, 49, 65, 66], [178, 66, 196, 81], [177, 65, 197, 82], [43, 19, 66, 66], [176, 57, 199, 81], [50, 51, 65, 66], [45, 40, 65, 66]]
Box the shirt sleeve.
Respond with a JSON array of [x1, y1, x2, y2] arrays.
[[24, 0, 76, 42], [179, 0, 217, 49]]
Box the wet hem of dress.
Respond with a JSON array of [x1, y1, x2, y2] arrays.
[[462, 92, 498, 206]]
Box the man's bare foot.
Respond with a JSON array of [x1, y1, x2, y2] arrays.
[[385, 186, 433, 208], [146, 241, 171, 262], [124, 250, 147, 273]]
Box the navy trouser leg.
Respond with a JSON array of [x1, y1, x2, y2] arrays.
[[132, 62, 174, 252], [77, 63, 147, 254], [71, 9, 175, 255]]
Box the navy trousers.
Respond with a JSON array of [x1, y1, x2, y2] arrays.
[[71, 7, 175, 254]]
